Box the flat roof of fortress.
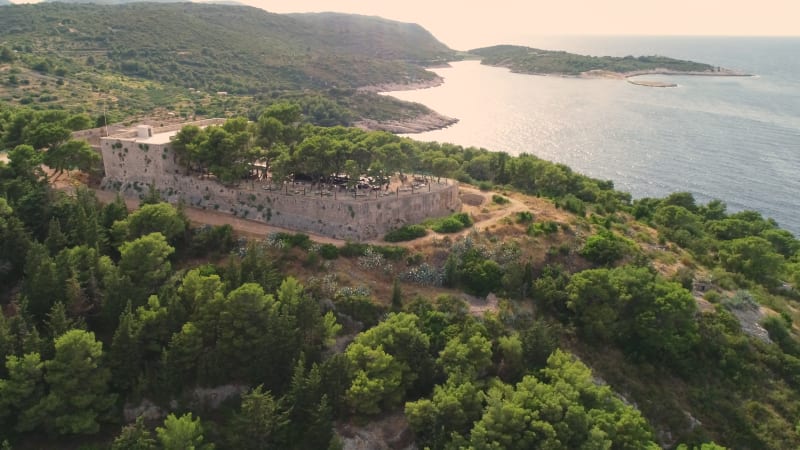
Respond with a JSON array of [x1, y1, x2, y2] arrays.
[[103, 118, 226, 146]]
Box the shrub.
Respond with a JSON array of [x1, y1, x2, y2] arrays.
[[334, 294, 387, 328], [516, 211, 534, 223], [340, 241, 369, 258], [432, 217, 465, 233], [318, 243, 339, 260], [385, 225, 428, 242], [453, 212, 473, 227], [527, 221, 559, 236], [580, 231, 633, 266], [492, 194, 510, 205], [477, 181, 493, 191], [272, 232, 312, 250], [558, 194, 586, 216], [373, 245, 408, 261]]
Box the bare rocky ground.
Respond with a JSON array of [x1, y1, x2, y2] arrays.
[[338, 412, 417, 450]]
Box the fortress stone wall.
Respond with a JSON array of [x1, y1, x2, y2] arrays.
[[99, 120, 461, 241]]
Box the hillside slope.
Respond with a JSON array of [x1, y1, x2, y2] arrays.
[[0, 3, 455, 123]]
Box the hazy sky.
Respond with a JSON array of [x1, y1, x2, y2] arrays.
[[240, 0, 800, 49]]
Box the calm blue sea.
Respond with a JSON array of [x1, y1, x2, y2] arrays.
[[387, 36, 800, 234]]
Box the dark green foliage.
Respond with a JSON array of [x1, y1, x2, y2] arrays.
[[466, 350, 659, 449], [567, 266, 699, 367], [224, 242, 282, 293], [334, 295, 387, 329], [580, 229, 634, 266], [515, 210, 534, 223], [391, 278, 403, 312], [339, 241, 369, 258], [273, 232, 312, 250], [41, 330, 115, 435], [557, 193, 586, 216], [430, 212, 473, 233], [719, 236, 784, 287], [0, 198, 32, 286], [318, 243, 339, 260], [226, 386, 288, 450], [344, 313, 432, 415], [527, 220, 559, 236], [471, 44, 714, 75], [189, 224, 234, 257], [384, 224, 428, 242], [491, 194, 510, 204], [111, 416, 156, 450]]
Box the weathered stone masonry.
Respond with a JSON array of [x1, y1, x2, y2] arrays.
[[99, 120, 461, 241]]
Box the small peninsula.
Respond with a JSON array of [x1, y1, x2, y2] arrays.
[[469, 44, 749, 84]]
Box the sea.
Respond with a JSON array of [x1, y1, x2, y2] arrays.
[[385, 36, 800, 235]]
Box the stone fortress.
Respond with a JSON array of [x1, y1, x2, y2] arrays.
[[98, 119, 461, 241]]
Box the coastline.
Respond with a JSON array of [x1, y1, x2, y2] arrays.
[[483, 63, 753, 85], [357, 75, 445, 93], [353, 112, 458, 134], [355, 75, 459, 134]]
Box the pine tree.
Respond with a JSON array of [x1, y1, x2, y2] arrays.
[[111, 416, 156, 450], [109, 303, 141, 393], [391, 278, 403, 312], [40, 330, 116, 435], [44, 217, 67, 255]]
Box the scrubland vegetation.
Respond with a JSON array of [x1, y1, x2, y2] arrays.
[[3, 99, 800, 449]]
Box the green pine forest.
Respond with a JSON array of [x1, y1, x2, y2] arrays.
[[2, 3, 800, 450]]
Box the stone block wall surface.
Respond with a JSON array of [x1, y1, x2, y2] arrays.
[[103, 174, 461, 241], [100, 120, 461, 241]]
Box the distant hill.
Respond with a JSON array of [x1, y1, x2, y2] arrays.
[[289, 12, 453, 63], [0, 3, 454, 93], [0, 0, 12, 6], [470, 44, 715, 76], [0, 3, 455, 122]]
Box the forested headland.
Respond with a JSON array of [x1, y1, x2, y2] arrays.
[[469, 44, 727, 77]]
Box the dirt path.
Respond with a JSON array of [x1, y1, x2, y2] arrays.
[[87, 184, 532, 248]]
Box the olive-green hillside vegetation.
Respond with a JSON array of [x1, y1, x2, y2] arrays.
[[4, 103, 800, 449], [470, 44, 716, 76], [0, 3, 454, 124]]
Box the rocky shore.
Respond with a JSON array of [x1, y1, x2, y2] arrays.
[[354, 111, 458, 134], [357, 76, 445, 93]]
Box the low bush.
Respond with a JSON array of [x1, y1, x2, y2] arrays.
[[432, 217, 465, 233], [527, 221, 559, 236], [492, 194, 510, 204], [318, 243, 339, 259], [516, 211, 534, 223], [384, 225, 428, 242]]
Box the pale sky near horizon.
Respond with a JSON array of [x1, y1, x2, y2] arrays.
[[238, 0, 799, 49]]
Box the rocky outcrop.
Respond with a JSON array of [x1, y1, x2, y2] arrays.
[[354, 112, 458, 134]]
